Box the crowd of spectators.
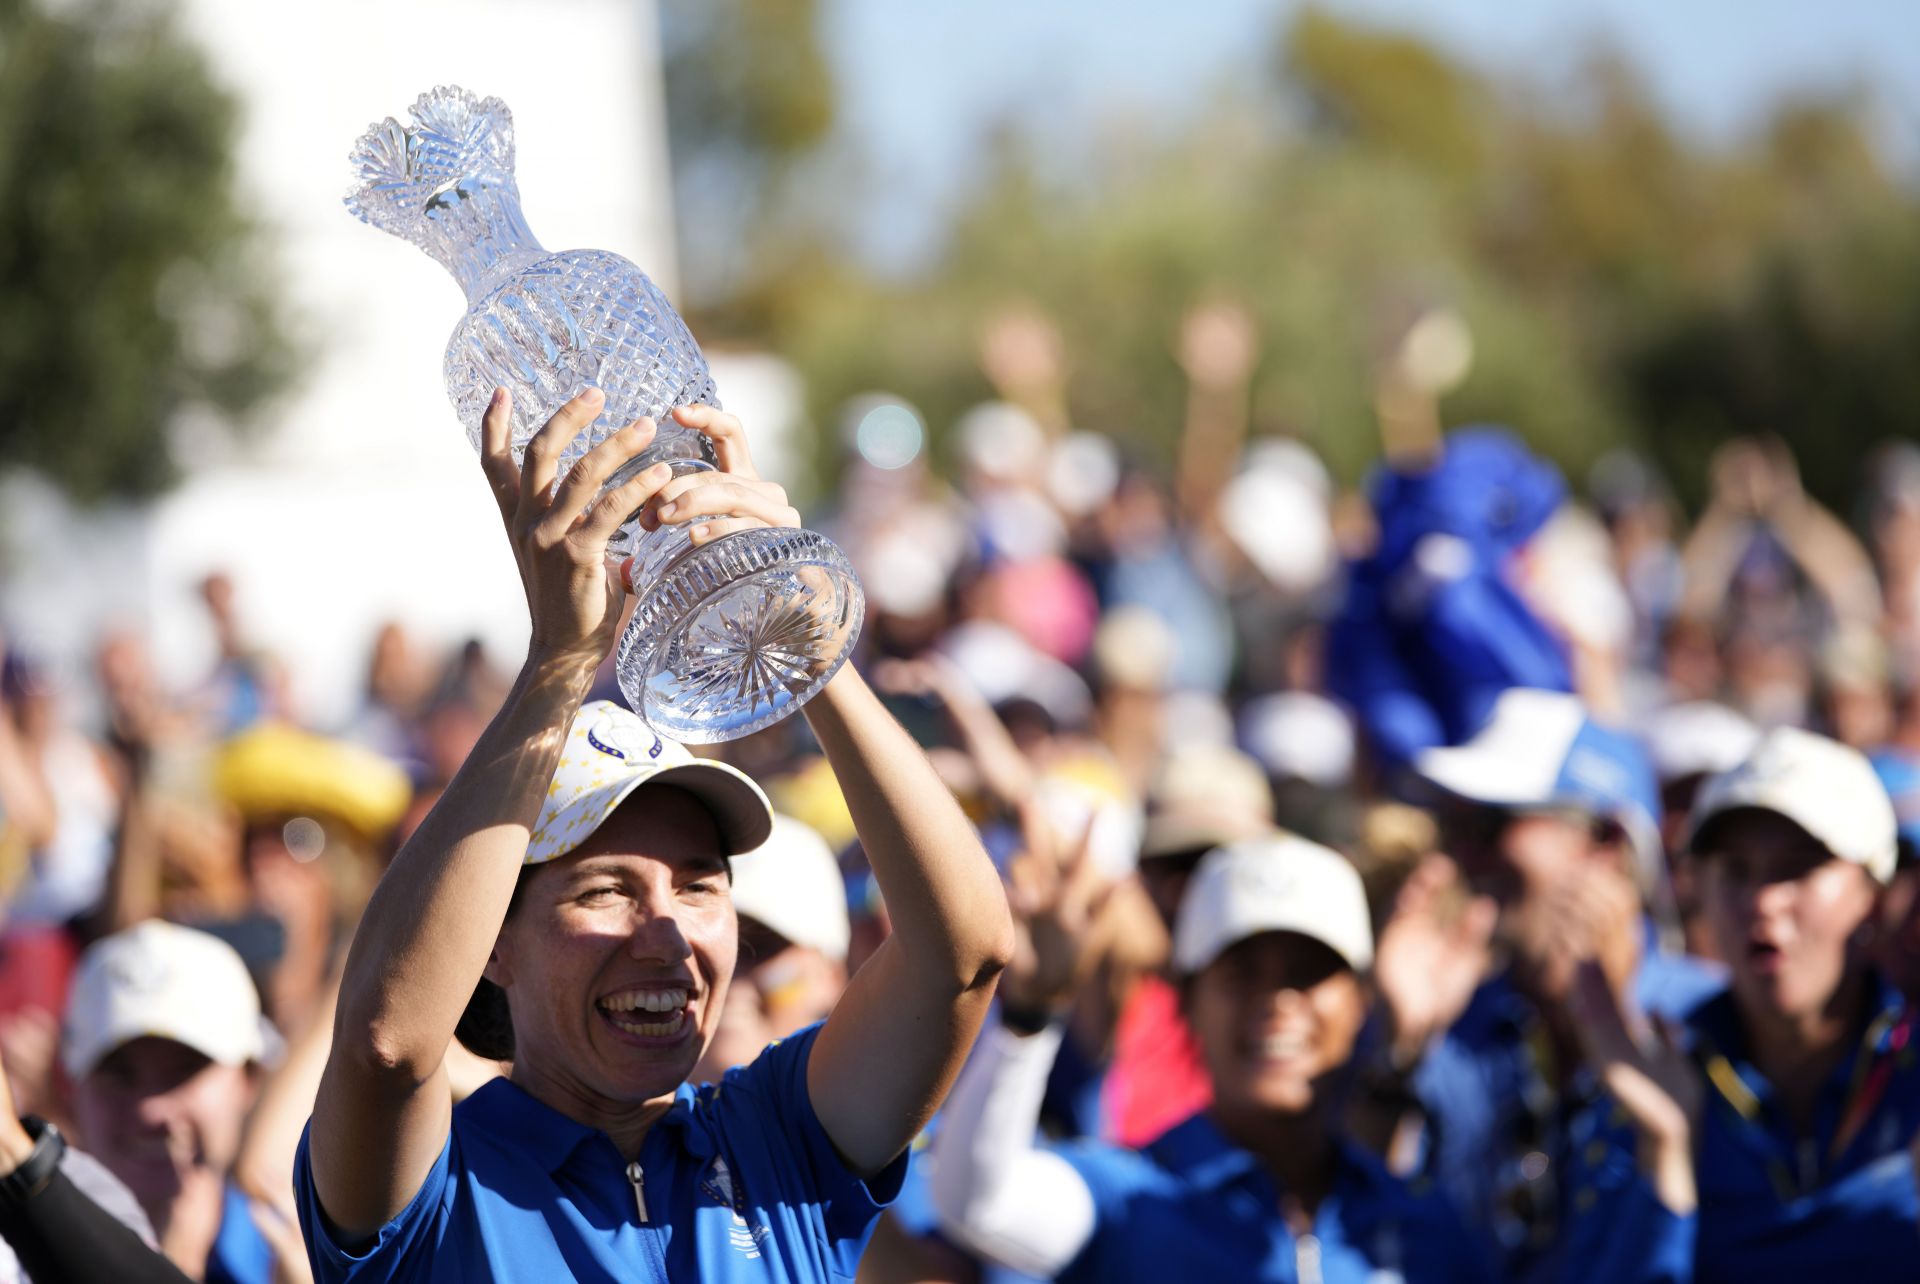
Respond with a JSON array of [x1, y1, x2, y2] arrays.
[[2, 301, 1919, 1281]]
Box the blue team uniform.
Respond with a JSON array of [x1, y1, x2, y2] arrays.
[[293, 1022, 906, 1283], [1407, 948, 1722, 1284], [1683, 979, 1920, 1283], [1049, 1117, 1493, 1283]]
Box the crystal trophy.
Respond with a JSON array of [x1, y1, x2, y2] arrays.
[[346, 87, 862, 742]]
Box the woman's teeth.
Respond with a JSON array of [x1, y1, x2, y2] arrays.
[[602, 988, 688, 1013], [607, 1008, 686, 1037], [1257, 1032, 1311, 1059], [600, 988, 689, 1036]]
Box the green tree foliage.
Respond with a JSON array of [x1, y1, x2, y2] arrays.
[[673, 4, 1919, 510], [0, 0, 294, 502], [659, 0, 836, 306]]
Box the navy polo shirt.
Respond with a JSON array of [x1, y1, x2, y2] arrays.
[[294, 1022, 906, 1282], [1050, 1117, 1493, 1283], [1686, 979, 1920, 1284]]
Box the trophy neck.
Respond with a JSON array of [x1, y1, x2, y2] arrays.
[[416, 182, 549, 300], [344, 88, 549, 299]]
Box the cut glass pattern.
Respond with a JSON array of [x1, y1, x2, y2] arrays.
[[347, 87, 861, 740]]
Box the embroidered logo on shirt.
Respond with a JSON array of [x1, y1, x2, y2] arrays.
[[700, 1157, 771, 1260]]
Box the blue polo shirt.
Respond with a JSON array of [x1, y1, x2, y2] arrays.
[[1050, 1116, 1493, 1283], [293, 1022, 906, 1282], [1685, 979, 1920, 1283]]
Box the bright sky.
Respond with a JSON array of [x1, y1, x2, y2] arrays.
[[822, 0, 1920, 267]]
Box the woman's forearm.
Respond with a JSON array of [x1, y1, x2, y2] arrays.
[[804, 666, 1014, 988], [334, 654, 592, 1078]]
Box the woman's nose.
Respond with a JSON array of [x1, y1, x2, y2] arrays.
[[625, 907, 694, 962]]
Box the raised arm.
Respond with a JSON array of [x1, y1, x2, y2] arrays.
[[930, 807, 1111, 1276], [652, 406, 1016, 1177], [308, 387, 667, 1239]]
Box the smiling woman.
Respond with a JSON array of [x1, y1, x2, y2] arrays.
[[295, 390, 1013, 1283], [931, 835, 1496, 1283]]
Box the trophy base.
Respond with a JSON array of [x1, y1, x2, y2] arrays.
[[616, 526, 864, 743]]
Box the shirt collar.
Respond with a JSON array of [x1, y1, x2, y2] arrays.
[[1686, 971, 1907, 1064], [458, 1076, 701, 1173]]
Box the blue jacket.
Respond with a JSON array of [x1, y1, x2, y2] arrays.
[[1683, 978, 1920, 1283], [1051, 1117, 1493, 1283]]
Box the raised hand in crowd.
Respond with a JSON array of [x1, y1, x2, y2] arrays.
[[1173, 297, 1259, 521], [1567, 958, 1700, 1215], [999, 802, 1113, 1027], [1371, 853, 1496, 1067], [1547, 860, 1700, 1214], [872, 653, 1035, 814]]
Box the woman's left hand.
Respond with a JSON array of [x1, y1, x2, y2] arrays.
[[637, 405, 801, 548]]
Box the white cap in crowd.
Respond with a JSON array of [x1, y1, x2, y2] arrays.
[[63, 920, 268, 1080], [1413, 688, 1664, 894], [1689, 726, 1899, 884], [1172, 835, 1373, 977], [729, 814, 851, 963], [1643, 701, 1760, 783], [527, 701, 774, 865]]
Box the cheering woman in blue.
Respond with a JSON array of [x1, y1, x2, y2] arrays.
[[294, 389, 1015, 1282]]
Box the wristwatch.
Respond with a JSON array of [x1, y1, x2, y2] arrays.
[[0, 1117, 65, 1202]]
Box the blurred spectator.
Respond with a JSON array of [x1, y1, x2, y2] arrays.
[[62, 921, 285, 1283], [0, 1033, 186, 1284], [1644, 701, 1762, 962], [337, 622, 433, 768], [1658, 729, 1917, 1278], [932, 836, 1494, 1281], [1107, 746, 1274, 1149], [188, 574, 288, 737], [1368, 688, 1716, 1283], [0, 646, 119, 930]]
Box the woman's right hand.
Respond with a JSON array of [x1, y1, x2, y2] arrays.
[[477, 386, 669, 673]]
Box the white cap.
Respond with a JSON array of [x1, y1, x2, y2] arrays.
[[1644, 702, 1760, 783], [1689, 726, 1898, 884], [527, 701, 774, 864], [729, 814, 851, 962], [1413, 688, 1663, 892], [1172, 836, 1373, 976], [64, 921, 267, 1080]]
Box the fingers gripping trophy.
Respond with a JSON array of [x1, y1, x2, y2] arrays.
[[346, 86, 862, 741]]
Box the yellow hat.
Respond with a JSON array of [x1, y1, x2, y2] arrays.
[[213, 723, 411, 839], [527, 701, 774, 864]]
